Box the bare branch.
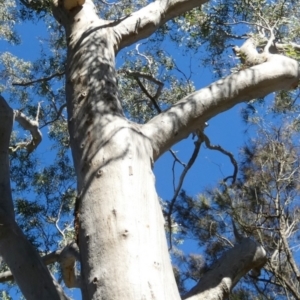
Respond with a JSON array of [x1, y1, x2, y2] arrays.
[[280, 222, 300, 281], [224, 21, 270, 32], [125, 70, 164, 101], [216, 234, 234, 248], [12, 71, 65, 87], [263, 21, 278, 54], [125, 70, 188, 172], [126, 71, 162, 112], [265, 263, 300, 299], [169, 149, 186, 168], [12, 107, 43, 154], [40, 103, 67, 129], [135, 44, 153, 70], [55, 203, 65, 240], [183, 238, 267, 300], [198, 131, 238, 184], [167, 135, 203, 249]]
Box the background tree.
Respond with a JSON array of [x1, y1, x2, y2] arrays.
[[0, 0, 300, 299], [175, 114, 300, 299]]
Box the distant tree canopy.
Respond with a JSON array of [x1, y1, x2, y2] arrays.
[[175, 116, 300, 298], [0, 0, 300, 299]]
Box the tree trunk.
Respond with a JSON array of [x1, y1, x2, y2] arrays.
[[0, 97, 69, 300], [56, 3, 180, 299]]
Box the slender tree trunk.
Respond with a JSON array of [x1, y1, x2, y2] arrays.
[[0, 97, 69, 300], [56, 4, 180, 300]]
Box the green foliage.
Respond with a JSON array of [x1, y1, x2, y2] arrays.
[[283, 44, 300, 60], [0, 0, 19, 44], [0, 291, 12, 300]]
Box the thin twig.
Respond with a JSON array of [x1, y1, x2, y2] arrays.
[[224, 21, 270, 31], [40, 103, 67, 129], [198, 131, 238, 184], [167, 136, 203, 250], [99, 0, 120, 5], [169, 149, 186, 168], [126, 70, 188, 193], [134, 77, 162, 112], [125, 70, 164, 109], [136, 44, 153, 69]]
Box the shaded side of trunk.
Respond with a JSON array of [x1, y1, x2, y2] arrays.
[[0, 96, 68, 300], [59, 4, 180, 300]]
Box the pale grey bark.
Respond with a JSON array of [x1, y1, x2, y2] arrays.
[[183, 238, 267, 300], [12, 107, 42, 154], [276, 42, 300, 51], [59, 242, 81, 288], [0, 96, 69, 300], [114, 0, 209, 51]]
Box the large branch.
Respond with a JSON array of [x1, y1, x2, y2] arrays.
[[183, 238, 267, 300], [142, 54, 299, 161], [0, 242, 81, 288], [114, 0, 208, 51], [12, 107, 42, 154], [0, 95, 69, 300]]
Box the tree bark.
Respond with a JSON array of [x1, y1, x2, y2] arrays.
[[0, 96, 69, 300]]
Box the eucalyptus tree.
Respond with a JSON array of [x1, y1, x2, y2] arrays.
[[233, 120, 300, 299], [0, 0, 300, 300]]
